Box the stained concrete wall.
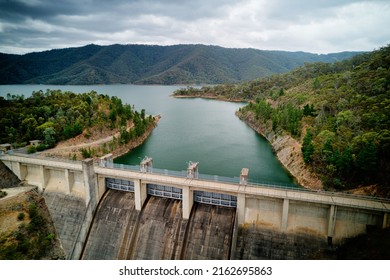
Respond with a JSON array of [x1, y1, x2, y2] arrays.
[[234, 225, 328, 260], [241, 196, 386, 246], [234, 205, 387, 259], [44, 192, 86, 259], [81, 189, 139, 260], [287, 201, 329, 238], [81, 193, 236, 260], [24, 165, 45, 190], [0, 160, 20, 188], [182, 203, 236, 260], [130, 196, 187, 260], [334, 207, 384, 243], [81, 192, 185, 260], [45, 169, 65, 193], [244, 197, 283, 230]]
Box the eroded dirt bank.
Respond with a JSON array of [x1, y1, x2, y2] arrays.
[[39, 116, 160, 160]]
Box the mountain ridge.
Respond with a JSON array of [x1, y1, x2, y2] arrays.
[[0, 44, 362, 85]]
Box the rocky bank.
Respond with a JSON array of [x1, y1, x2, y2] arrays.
[[236, 110, 322, 190]]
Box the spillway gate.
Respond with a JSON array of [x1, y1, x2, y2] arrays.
[[147, 183, 183, 200], [194, 190, 237, 208], [105, 177, 237, 208], [105, 177, 134, 192]]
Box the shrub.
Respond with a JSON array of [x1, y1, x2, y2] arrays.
[[17, 212, 25, 221], [27, 146, 37, 154], [0, 190, 7, 198], [36, 143, 48, 151], [28, 203, 38, 219], [80, 147, 94, 158]]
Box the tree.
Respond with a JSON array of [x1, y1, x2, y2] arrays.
[[35, 122, 55, 140], [302, 130, 314, 163], [352, 132, 379, 173], [21, 117, 38, 141], [43, 127, 56, 148], [303, 104, 316, 116]]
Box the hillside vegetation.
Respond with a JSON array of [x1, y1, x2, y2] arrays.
[[0, 44, 360, 85], [0, 188, 65, 260], [0, 90, 154, 158], [175, 45, 390, 194]]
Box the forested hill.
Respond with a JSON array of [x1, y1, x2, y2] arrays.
[[175, 45, 390, 194], [0, 44, 360, 85]]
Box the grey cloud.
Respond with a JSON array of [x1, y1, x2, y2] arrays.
[[0, 0, 389, 54], [0, 0, 84, 21]]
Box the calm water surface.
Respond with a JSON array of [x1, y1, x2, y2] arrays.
[[0, 84, 295, 185]]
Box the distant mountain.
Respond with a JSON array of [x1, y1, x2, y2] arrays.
[[0, 44, 362, 85]]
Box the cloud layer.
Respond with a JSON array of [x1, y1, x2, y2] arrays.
[[1, 0, 389, 54]]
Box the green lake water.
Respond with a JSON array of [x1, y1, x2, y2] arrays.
[[0, 84, 296, 185]]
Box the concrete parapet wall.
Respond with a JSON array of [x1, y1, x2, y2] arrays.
[[287, 201, 329, 238], [334, 207, 383, 243], [244, 197, 283, 230]]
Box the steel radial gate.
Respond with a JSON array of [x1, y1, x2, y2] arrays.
[[105, 178, 237, 208]]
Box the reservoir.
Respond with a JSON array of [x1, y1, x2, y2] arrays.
[[0, 84, 295, 186]]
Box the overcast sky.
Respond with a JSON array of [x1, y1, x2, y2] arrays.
[[0, 0, 389, 55]]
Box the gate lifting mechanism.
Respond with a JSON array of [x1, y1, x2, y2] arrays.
[[140, 156, 153, 173], [187, 161, 199, 179]]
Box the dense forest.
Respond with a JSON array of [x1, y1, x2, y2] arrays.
[[174, 45, 390, 193], [0, 44, 360, 85], [0, 90, 154, 156]]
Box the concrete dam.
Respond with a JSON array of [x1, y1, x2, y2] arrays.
[[81, 190, 235, 259], [1, 154, 390, 259]]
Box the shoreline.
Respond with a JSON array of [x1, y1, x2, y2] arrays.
[[111, 115, 160, 160], [173, 92, 322, 189], [38, 115, 161, 161], [173, 93, 321, 189], [236, 110, 323, 190], [171, 94, 246, 103]]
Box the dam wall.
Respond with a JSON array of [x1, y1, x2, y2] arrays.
[[80, 189, 235, 260], [43, 192, 86, 259], [129, 196, 185, 259], [1, 154, 390, 259], [81, 189, 139, 260], [182, 202, 236, 260]]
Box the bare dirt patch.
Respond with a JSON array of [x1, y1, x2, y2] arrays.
[[37, 116, 160, 160]]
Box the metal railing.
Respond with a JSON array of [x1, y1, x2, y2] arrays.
[[102, 162, 390, 205], [109, 163, 299, 188], [1, 151, 83, 165]]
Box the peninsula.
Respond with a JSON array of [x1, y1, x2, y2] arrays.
[[0, 89, 159, 161]]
